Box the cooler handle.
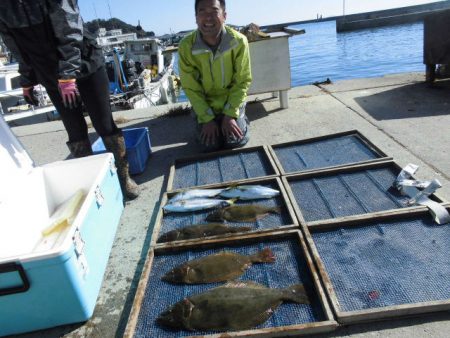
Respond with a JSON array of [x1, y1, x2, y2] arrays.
[[0, 263, 30, 296]]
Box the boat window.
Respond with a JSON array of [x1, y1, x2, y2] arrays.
[[11, 76, 21, 90]]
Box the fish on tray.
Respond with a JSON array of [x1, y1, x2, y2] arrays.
[[219, 185, 280, 200], [163, 198, 235, 213], [206, 204, 281, 222], [168, 188, 225, 203], [157, 223, 252, 243], [157, 281, 309, 331], [162, 248, 275, 284]]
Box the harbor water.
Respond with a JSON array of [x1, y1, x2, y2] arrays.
[[289, 20, 425, 86], [174, 20, 425, 101]]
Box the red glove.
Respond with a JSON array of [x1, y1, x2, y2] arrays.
[[58, 79, 80, 109], [22, 86, 39, 106]]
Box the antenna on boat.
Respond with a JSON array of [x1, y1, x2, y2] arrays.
[[92, 2, 100, 31], [343, 0, 346, 16], [106, 0, 113, 20]]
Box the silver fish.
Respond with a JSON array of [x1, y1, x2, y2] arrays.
[[163, 198, 235, 213], [168, 188, 225, 203], [157, 281, 309, 331], [220, 185, 280, 200]]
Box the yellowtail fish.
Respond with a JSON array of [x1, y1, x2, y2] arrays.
[[157, 281, 309, 331], [157, 223, 252, 243], [168, 188, 225, 203], [219, 185, 280, 200], [162, 248, 275, 284], [206, 204, 281, 222], [163, 198, 235, 213]]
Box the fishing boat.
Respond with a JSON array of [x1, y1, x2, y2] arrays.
[[105, 38, 177, 110]]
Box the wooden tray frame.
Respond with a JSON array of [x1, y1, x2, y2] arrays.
[[151, 177, 299, 249], [282, 160, 447, 229], [301, 207, 450, 324], [268, 130, 392, 176], [167, 145, 279, 192], [124, 230, 338, 338], [125, 129, 450, 335]]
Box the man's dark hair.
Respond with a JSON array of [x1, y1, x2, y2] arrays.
[[195, 0, 226, 13]]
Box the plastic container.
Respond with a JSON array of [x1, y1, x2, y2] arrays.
[[92, 127, 151, 175]]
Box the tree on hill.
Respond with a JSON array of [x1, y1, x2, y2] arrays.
[[85, 18, 154, 37]]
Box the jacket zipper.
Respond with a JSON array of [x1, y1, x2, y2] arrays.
[[209, 52, 215, 84]]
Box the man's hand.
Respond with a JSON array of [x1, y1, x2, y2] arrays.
[[22, 86, 39, 106], [200, 120, 219, 146], [58, 79, 80, 109], [221, 115, 243, 141]]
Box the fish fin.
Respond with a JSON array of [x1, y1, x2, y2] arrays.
[[229, 226, 252, 233], [222, 280, 268, 289], [283, 284, 310, 304], [270, 206, 282, 214], [229, 198, 238, 204], [251, 248, 276, 263], [156, 235, 168, 243]]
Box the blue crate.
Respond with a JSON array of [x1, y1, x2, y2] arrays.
[[92, 127, 151, 175]]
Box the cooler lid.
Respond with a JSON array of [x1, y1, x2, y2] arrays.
[[0, 114, 34, 178]]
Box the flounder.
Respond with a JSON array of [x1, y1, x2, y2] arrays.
[[162, 248, 275, 284], [157, 223, 252, 243], [157, 281, 309, 331]]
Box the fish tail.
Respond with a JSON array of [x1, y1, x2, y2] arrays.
[[252, 248, 276, 263], [270, 206, 282, 214], [230, 226, 252, 233], [283, 284, 309, 304]]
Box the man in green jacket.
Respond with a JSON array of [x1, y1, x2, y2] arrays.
[[178, 0, 252, 152]]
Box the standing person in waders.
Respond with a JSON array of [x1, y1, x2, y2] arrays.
[[0, 0, 139, 200]]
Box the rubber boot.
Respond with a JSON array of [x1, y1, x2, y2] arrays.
[[67, 139, 93, 158], [102, 131, 140, 200]]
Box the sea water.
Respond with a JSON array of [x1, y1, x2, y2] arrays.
[[289, 20, 424, 86], [174, 20, 425, 101]]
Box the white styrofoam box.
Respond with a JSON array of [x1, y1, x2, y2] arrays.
[[0, 115, 124, 336]]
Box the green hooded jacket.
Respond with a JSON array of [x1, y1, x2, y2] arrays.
[[178, 25, 252, 124]]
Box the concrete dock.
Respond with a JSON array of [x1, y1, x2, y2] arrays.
[[8, 72, 450, 338]]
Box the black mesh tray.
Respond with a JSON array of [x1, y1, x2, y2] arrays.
[[152, 178, 298, 247], [167, 146, 279, 191], [283, 161, 445, 225], [270, 130, 390, 175], [124, 231, 337, 337], [304, 208, 450, 324]]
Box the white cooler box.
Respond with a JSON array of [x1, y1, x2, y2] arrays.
[[0, 116, 124, 336]]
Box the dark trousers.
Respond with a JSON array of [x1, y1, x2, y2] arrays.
[[44, 66, 119, 142], [195, 104, 250, 153]]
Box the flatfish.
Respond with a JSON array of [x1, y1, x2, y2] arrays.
[[157, 281, 309, 331], [219, 185, 280, 200], [163, 198, 235, 213], [157, 223, 252, 243], [162, 248, 275, 284], [206, 204, 281, 222], [168, 188, 225, 203]]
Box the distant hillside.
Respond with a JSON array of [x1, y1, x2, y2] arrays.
[[85, 18, 154, 37]]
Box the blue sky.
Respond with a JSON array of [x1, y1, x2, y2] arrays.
[[78, 0, 441, 35]]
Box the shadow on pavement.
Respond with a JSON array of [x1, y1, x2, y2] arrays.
[[246, 101, 284, 122], [354, 79, 450, 121]]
